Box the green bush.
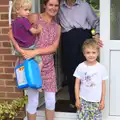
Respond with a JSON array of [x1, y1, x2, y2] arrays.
[[0, 96, 28, 120]]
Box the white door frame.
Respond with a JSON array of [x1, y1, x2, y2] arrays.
[[100, 0, 110, 118]]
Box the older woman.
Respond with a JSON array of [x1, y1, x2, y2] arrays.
[[8, 0, 61, 120]]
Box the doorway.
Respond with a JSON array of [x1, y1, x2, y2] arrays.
[[32, 0, 100, 114]]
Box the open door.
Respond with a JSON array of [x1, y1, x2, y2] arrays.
[[100, 0, 120, 119]]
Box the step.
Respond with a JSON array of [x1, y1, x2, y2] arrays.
[[24, 111, 77, 120]]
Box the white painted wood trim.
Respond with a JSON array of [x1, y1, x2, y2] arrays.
[[100, 0, 110, 118], [31, 0, 35, 12]]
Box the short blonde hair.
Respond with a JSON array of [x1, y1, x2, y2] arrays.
[[82, 39, 99, 52], [13, 0, 32, 11]]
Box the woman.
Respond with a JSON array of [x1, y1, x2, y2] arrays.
[[8, 0, 61, 119]]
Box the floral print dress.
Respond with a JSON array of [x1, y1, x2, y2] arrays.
[[35, 15, 59, 92]]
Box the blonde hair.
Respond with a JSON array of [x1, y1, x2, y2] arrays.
[[82, 39, 99, 52], [13, 0, 32, 11]]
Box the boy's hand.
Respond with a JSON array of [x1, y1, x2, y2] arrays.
[[99, 100, 104, 110], [75, 100, 81, 110]]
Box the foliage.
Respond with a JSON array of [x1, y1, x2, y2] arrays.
[[0, 96, 28, 120], [86, 0, 99, 10]]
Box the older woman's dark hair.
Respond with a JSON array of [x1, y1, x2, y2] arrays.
[[44, 0, 60, 5]]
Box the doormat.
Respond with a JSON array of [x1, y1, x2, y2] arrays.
[[55, 100, 76, 113]]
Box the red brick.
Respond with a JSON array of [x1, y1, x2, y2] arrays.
[[0, 68, 4, 73], [0, 6, 8, 12], [0, 49, 11, 54], [0, 21, 8, 27], [12, 61, 16, 67], [6, 80, 16, 86], [0, 86, 14, 92], [0, 1, 8, 5], [2, 28, 9, 34], [0, 92, 6, 97], [7, 92, 24, 98], [0, 35, 9, 41], [1, 13, 16, 20], [0, 55, 3, 60], [0, 74, 13, 79], [0, 42, 2, 47], [15, 87, 23, 92], [4, 68, 14, 73], [4, 55, 17, 61], [0, 28, 2, 34], [0, 61, 12, 67], [2, 41, 11, 47], [0, 80, 5, 85]]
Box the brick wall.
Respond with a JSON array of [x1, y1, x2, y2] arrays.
[[0, 0, 25, 119]]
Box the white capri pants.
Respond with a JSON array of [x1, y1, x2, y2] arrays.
[[26, 88, 56, 114]]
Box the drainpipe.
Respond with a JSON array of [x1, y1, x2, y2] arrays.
[[8, 0, 15, 55], [8, 0, 12, 26]]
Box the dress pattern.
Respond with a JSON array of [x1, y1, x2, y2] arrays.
[[35, 15, 59, 92]]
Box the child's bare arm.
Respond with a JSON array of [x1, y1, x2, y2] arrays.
[[75, 78, 81, 109], [101, 80, 106, 102], [99, 80, 106, 110], [29, 25, 42, 35], [75, 78, 80, 101]]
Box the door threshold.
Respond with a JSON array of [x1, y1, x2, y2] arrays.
[[24, 110, 120, 120], [24, 110, 77, 120]]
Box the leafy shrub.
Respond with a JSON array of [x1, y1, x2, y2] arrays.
[[0, 96, 28, 120]]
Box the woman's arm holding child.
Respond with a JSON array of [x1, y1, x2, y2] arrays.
[[22, 25, 61, 59]]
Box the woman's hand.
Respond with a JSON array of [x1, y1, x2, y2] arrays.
[[20, 49, 37, 59], [97, 39, 103, 48]]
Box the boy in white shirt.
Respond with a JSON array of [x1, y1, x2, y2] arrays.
[[74, 39, 108, 120]]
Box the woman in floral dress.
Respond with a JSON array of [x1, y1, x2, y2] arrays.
[[8, 0, 61, 119]]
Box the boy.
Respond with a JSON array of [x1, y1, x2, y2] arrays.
[[74, 39, 108, 120]]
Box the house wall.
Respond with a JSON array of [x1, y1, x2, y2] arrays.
[[0, 0, 25, 119]]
